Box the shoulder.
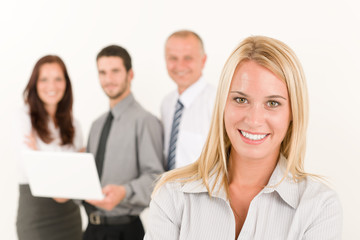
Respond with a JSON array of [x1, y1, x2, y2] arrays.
[[203, 84, 217, 106], [203, 82, 216, 93], [300, 177, 340, 201], [162, 89, 178, 102], [299, 177, 342, 215], [90, 112, 108, 127], [161, 90, 177, 109], [196, 82, 216, 115], [136, 112, 162, 133], [197, 81, 216, 97], [88, 112, 108, 137], [153, 181, 185, 207], [195, 82, 216, 107], [131, 101, 161, 125], [148, 181, 187, 234]]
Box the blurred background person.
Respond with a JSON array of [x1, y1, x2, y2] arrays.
[[82, 45, 164, 240], [14, 55, 83, 240], [162, 30, 216, 170]]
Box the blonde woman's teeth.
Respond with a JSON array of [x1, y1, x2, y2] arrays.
[[240, 130, 267, 140]]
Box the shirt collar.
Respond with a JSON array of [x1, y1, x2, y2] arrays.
[[177, 77, 207, 108], [263, 154, 300, 209], [110, 93, 135, 119], [180, 171, 228, 201], [180, 154, 300, 209]]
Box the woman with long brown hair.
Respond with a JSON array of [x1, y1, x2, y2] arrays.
[[14, 55, 83, 240]]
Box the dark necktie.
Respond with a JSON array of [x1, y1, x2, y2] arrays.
[[95, 111, 114, 179], [167, 99, 184, 170], [83, 111, 113, 215]]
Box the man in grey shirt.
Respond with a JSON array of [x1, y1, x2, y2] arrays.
[[83, 45, 164, 240]]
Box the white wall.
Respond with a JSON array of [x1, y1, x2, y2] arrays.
[[1, 0, 359, 238]]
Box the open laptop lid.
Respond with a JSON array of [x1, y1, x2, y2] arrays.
[[23, 151, 104, 200]]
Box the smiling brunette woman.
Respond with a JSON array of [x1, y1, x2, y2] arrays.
[[14, 55, 83, 240], [144, 36, 342, 240]]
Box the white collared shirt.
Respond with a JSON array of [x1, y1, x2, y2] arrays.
[[161, 77, 216, 168], [145, 157, 342, 240], [13, 105, 83, 184]]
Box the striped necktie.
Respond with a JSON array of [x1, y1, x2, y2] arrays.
[[167, 99, 184, 170]]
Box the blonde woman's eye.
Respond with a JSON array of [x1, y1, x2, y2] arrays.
[[234, 97, 247, 104], [267, 101, 279, 107]]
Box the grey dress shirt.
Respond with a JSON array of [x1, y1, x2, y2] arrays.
[[145, 155, 342, 239], [87, 93, 164, 217]]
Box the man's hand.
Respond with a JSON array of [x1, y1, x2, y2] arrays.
[[86, 184, 126, 211]]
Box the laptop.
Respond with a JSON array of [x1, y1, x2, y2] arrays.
[[23, 151, 104, 200]]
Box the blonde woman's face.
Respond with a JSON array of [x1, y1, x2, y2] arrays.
[[224, 61, 291, 162]]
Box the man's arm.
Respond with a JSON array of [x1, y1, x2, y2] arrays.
[[86, 113, 164, 210], [122, 113, 165, 206]]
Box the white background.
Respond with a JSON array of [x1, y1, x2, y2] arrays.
[[1, 0, 359, 239]]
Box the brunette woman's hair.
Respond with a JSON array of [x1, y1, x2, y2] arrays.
[[23, 55, 74, 145]]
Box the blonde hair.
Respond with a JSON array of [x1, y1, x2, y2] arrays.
[[155, 36, 309, 197]]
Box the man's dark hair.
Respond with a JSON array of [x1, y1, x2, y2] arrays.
[[96, 45, 132, 71]]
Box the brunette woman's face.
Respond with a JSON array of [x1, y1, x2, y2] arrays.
[[224, 61, 291, 162], [36, 63, 66, 109]]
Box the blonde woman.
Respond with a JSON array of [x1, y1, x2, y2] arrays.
[[144, 36, 342, 239]]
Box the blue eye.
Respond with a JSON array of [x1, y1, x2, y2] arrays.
[[267, 101, 279, 107], [234, 97, 247, 104]]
